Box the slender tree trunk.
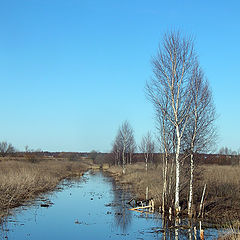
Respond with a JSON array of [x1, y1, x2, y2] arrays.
[[162, 153, 168, 214], [145, 153, 149, 171], [122, 147, 126, 174], [188, 151, 194, 217], [117, 152, 120, 166], [168, 156, 174, 196], [115, 153, 117, 166], [162, 153, 165, 213], [188, 110, 197, 217], [145, 157, 148, 171], [175, 125, 181, 214]]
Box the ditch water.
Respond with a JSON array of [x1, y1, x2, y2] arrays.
[[1, 171, 223, 239]]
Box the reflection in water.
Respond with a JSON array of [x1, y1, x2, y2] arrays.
[[111, 182, 132, 232], [175, 217, 179, 240], [0, 171, 221, 240], [188, 219, 193, 240], [0, 217, 8, 240]]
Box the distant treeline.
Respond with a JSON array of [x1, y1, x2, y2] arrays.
[[2, 148, 239, 166], [90, 152, 240, 166], [12, 151, 89, 158]]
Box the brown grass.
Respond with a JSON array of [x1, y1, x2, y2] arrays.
[[0, 158, 96, 218], [106, 163, 240, 222], [218, 221, 240, 240], [203, 165, 240, 221], [107, 163, 164, 205]]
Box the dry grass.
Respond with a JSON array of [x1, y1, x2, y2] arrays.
[[218, 221, 240, 240], [0, 159, 96, 218], [107, 163, 240, 221], [107, 163, 164, 205], [202, 165, 240, 221]]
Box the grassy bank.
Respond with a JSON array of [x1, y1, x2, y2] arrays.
[[0, 158, 98, 218], [106, 163, 240, 223]]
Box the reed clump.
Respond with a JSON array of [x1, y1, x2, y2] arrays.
[[0, 159, 93, 218]]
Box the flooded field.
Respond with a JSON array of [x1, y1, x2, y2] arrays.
[[1, 171, 223, 239]]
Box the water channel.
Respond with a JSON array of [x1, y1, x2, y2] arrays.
[[1, 171, 223, 239]]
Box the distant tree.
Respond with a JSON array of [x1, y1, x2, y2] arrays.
[[232, 151, 237, 156], [119, 121, 135, 173], [111, 121, 135, 173], [126, 126, 136, 165], [219, 147, 232, 155], [24, 145, 42, 163], [0, 141, 15, 157], [139, 132, 155, 171], [69, 153, 79, 161], [88, 150, 98, 161], [112, 130, 123, 166]]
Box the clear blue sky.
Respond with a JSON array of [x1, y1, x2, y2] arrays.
[[0, 0, 240, 152]]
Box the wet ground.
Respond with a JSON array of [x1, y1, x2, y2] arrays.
[[0, 171, 223, 239]]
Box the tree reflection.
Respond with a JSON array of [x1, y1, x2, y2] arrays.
[[0, 216, 9, 240], [110, 180, 133, 233]]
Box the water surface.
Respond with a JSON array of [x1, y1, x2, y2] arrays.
[[1, 171, 222, 239]]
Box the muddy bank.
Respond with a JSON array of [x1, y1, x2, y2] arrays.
[[105, 163, 240, 224]]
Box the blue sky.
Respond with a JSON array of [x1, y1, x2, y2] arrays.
[[0, 0, 240, 152]]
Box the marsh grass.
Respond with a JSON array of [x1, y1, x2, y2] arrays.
[[107, 163, 164, 205], [203, 165, 240, 221], [0, 159, 94, 218], [218, 221, 240, 240], [107, 163, 240, 221]]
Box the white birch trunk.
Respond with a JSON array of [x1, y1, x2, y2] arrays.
[[162, 154, 165, 213], [163, 158, 168, 214], [188, 107, 197, 217], [198, 184, 206, 217], [175, 125, 181, 214], [122, 147, 126, 174], [168, 157, 174, 196], [145, 153, 149, 171], [188, 152, 194, 217]]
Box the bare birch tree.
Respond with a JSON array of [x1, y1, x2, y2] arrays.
[[112, 130, 123, 166], [119, 121, 135, 173], [139, 131, 155, 171], [112, 142, 120, 166], [112, 121, 135, 173], [128, 134, 136, 165], [147, 31, 196, 213], [183, 64, 216, 217]]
